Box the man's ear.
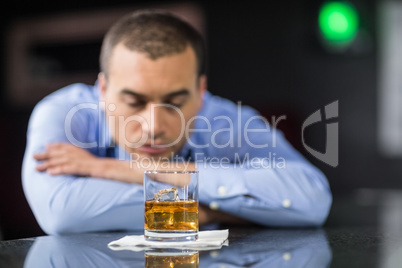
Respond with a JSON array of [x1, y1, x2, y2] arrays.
[[98, 72, 107, 101]]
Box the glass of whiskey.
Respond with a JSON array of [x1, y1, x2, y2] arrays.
[[144, 170, 199, 241]]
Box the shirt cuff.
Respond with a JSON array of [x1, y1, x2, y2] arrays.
[[197, 163, 249, 205]]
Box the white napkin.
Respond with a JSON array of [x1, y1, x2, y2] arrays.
[[108, 229, 229, 251]]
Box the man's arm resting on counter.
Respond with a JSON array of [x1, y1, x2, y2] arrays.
[[196, 161, 332, 227], [32, 143, 251, 226], [33, 143, 331, 227], [22, 99, 150, 234], [23, 158, 145, 234]]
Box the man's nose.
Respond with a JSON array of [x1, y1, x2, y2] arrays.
[[142, 103, 166, 140]]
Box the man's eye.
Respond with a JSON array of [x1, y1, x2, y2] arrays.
[[167, 101, 184, 108], [127, 102, 145, 108], [122, 97, 145, 108], [165, 97, 188, 108]]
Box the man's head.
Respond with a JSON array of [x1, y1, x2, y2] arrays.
[[98, 9, 207, 159], [100, 9, 205, 78]]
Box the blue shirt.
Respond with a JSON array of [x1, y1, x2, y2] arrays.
[[22, 83, 332, 234]]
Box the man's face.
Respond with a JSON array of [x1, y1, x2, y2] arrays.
[[99, 43, 206, 159]]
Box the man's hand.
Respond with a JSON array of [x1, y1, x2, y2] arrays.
[[34, 143, 99, 177], [33, 143, 144, 183], [33, 142, 191, 185]]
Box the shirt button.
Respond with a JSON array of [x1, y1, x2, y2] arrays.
[[283, 252, 291, 260], [209, 201, 219, 210], [217, 186, 227, 196], [282, 199, 291, 208], [209, 251, 220, 258]]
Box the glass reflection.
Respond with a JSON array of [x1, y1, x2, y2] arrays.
[[145, 249, 199, 268], [23, 228, 331, 268]]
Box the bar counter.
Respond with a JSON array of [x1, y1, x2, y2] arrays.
[[1, 189, 401, 268]]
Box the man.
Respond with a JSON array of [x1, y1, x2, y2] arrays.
[[22, 9, 332, 235]]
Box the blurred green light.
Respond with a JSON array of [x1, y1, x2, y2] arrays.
[[319, 1, 359, 45]]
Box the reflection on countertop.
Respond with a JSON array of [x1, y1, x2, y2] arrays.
[[6, 189, 402, 267], [22, 228, 331, 268]]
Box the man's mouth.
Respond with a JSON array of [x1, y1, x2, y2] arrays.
[[137, 144, 169, 155]]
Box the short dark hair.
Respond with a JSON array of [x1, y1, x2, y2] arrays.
[[100, 9, 205, 77]]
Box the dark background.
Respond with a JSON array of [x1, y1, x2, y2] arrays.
[[0, 0, 389, 240]]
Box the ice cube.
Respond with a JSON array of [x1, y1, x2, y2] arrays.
[[154, 188, 180, 202]]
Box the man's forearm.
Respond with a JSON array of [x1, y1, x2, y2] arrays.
[[92, 158, 197, 185], [92, 158, 143, 184]]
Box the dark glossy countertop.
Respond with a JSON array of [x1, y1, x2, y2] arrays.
[[2, 189, 402, 268]]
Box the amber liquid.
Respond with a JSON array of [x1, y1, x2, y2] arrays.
[[145, 200, 198, 231], [145, 252, 199, 268]]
